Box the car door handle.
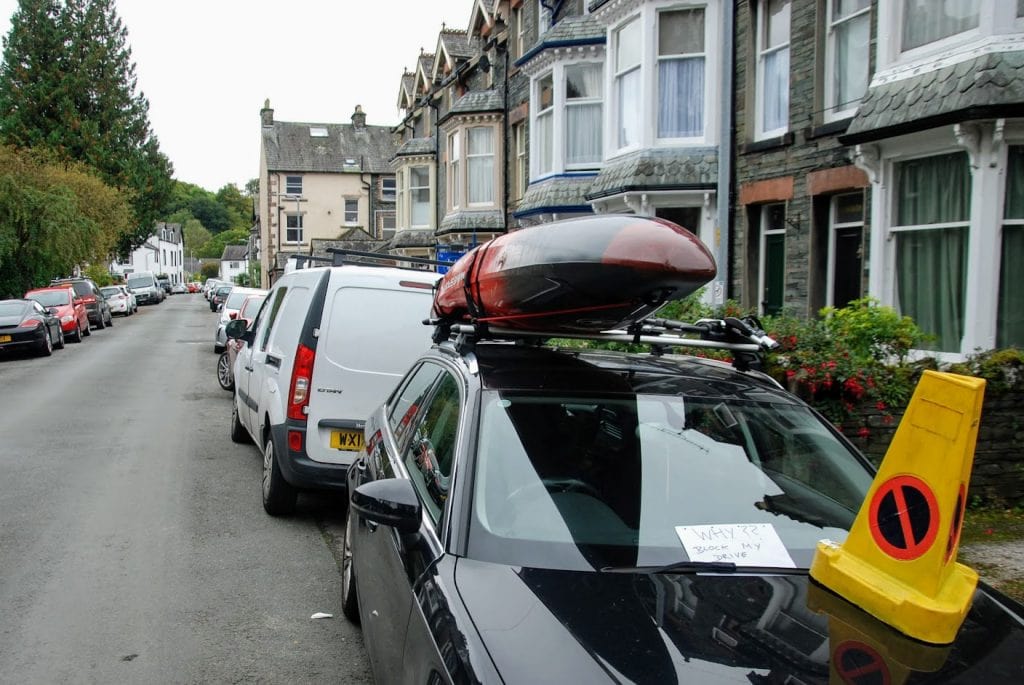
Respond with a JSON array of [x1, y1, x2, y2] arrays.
[[366, 520, 378, 532]]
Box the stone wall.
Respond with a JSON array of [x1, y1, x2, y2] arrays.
[[839, 390, 1024, 505]]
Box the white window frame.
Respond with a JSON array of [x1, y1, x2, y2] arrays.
[[612, 16, 643, 153], [285, 213, 304, 243], [877, 1, 1017, 70], [534, 72, 555, 177], [538, 0, 552, 38], [285, 175, 302, 195], [514, 6, 526, 59], [409, 165, 431, 228], [824, 0, 871, 122], [448, 131, 462, 210], [754, 0, 791, 140], [376, 210, 397, 240], [827, 192, 865, 307], [446, 124, 501, 211], [466, 126, 496, 207], [344, 198, 359, 225], [531, 60, 604, 178], [896, 0, 980, 59], [514, 122, 528, 200], [381, 177, 396, 201], [656, 7, 707, 142], [758, 202, 787, 316]]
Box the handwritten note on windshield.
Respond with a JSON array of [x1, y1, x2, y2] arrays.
[[675, 523, 796, 568]]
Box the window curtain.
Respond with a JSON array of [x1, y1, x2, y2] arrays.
[[617, 69, 640, 148], [895, 152, 971, 352], [902, 0, 978, 51], [566, 64, 603, 165], [468, 128, 494, 204], [411, 167, 429, 227], [762, 47, 789, 132], [659, 57, 704, 137], [834, 9, 869, 111], [999, 147, 1024, 347]]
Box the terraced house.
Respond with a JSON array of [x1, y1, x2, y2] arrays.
[[257, 0, 1023, 358]]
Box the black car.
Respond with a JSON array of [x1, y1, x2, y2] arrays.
[[0, 298, 65, 356], [51, 277, 113, 329], [342, 323, 1024, 684], [210, 285, 232, 312]]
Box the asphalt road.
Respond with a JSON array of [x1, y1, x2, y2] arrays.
[[0, 295, 370, 684]]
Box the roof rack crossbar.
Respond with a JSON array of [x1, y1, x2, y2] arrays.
[[326, 248, 454, 269], [448, 325, 761, 353]]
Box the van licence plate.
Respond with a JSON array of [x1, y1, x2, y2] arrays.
[[330, 429, 364, 451], [0, 335, 10, 343]]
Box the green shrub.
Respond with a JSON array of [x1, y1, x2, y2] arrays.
[[947, 348, 1024, 392]]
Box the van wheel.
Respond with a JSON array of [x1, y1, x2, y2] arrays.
[[230, 402, 250, 444], [341, 513, 360, 624], [262, 437, 297, 516]]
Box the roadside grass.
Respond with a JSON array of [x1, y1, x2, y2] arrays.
[[958, 504, 1024, 603]]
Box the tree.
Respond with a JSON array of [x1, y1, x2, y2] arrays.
[[216, 183, 253, 230], [200, 262, 219, 280], [189, 195, 231, 233], [0, 0, 173, 255], [199, 228, 249, 259]]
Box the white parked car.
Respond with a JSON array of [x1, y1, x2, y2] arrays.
[[214, 286, 267, 353], [225, 263, 440, 515], [100, 285, 136, 316]]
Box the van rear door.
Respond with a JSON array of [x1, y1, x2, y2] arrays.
[[306, 279, 436, 467]]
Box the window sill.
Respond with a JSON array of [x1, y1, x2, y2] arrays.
[[808, 118, 853, 140], [741, 132, 795, 155]]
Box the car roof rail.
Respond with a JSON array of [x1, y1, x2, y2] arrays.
[[431, 316, 779, 372], [326, 248, 454, 271]]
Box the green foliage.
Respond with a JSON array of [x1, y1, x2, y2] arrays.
[[83, 263, 112, 286], [947, 348, 1024, 392], [0, 0, 173, 255], [761, 298, 929, 426], [198, 229, 249, 259], [200, 262, 219, 279]]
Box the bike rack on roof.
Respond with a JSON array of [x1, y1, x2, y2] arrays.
[[437, 315, 780, 372], [326, 248, 455, 271]]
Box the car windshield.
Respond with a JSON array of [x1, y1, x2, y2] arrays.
[[100, 287, 121, 297], [26, 291, 69, 306], [126, 277, 150, 288], [0, 302, 28, 316], [224, 292, 249, 309], [467, 391, 873, 573], [239, 296, 266, 319]]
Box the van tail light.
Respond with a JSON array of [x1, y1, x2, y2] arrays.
[[287, 343, 316, 421]]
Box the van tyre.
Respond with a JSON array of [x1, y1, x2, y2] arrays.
[[230, 402, 250, 443], [341, 513, 360, 624], [262, 437, 297, 516]]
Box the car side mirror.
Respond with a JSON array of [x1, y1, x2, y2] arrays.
[[351, 478, 421, 535], [224, 318, 249, 340]]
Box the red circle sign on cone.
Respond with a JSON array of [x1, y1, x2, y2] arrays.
[[834, 641, 891, 685], [868, 475, 939, 561]]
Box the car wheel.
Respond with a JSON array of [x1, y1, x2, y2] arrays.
[[95, 315, 105, 330], [230, 402, 251, 444], [70, 323, 82, 343], [38, 330, 53, 357], [217, 352, 234, 391], [262, 436, 297, 516], [83, 322, 91, 337], [106, 312, 113, 327], [341, 513, 361, 624], [55, 328, 65, 349]]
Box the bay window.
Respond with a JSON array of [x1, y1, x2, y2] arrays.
[[999, 146, 1024, 348], [565, 64, 603, 166], [658, 8, 705, 139], [901, 0, 978, 52], [825, 0, 870, 121], [536, 75, 555, 175], [893, 152, 971, 352], [410, 166, 430, 227], [614, 18, 642, 150], [467, 127, 495, 205], [756, 0, 790, 139], [449, 132, 462, 209]]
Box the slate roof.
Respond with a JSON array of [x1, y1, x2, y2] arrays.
[[439, 29, 477, 62], [448, 88, 504, 116], [514, 175, 596, 218], [220, 244, 248, 261], [386, 228, 436, 249], [586, 148, 719, 200], [517, 14, 606, 66], [398, 71, 415, 108], [438, 209, 505, 235], [262, 120, 398, 174], [310, 229, 387, 259], [155, 221, 182, 244], [395, 136, 436, 157], [843, 50, 1024, 144]]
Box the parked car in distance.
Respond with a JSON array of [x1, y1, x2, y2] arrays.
[[187, 282, 200, 294], [125, 271, 163, 305], [226, 263, 440, 515], [50, 277, 112, 329], [24, 286, 90, 342], [0, 298, 64, 356], [100, 285, 135, 316], [217, 293, 267, 392], [214, 287, 267, 353], [171, 283, 188, 295], [204, 279, 224, 300], [157, 275, 171, 295], [341, 325, 1024, 683], [210, 285, 232, 312]]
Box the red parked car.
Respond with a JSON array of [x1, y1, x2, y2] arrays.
[[24, 286, 91, 343]]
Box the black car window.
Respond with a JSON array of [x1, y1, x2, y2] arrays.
[[403, 372, 461, 522], [388, 363, 443, 447], [258, 287, 287, 352]]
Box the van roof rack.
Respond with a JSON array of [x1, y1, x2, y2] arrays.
[[435, 316, 779, 372], [326, 248, 454, 270]]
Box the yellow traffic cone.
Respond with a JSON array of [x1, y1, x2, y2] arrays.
[[810, 370, 985, 644]]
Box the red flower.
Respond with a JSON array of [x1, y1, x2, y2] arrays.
[[857, 427, 870, 439], [876, 401, 887, 411]]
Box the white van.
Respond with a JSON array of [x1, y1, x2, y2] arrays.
[[125, 271, 163, 305], [226, 263, 440, 515]]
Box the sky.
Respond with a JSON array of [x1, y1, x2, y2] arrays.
[[0, 0, 477, 192]]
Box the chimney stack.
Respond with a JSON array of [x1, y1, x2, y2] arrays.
[[351, 105, 366, 131], [260, 98, 274, 126]]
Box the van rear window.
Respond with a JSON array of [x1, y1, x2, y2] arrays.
[[321, 287, 433, 372]]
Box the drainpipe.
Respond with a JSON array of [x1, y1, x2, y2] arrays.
[[713, 2, 734, 308], [501, 38, 510, 235]]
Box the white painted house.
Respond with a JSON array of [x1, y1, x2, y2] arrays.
[[110, 222, 186, 284], [219, 244, 249, 283]]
